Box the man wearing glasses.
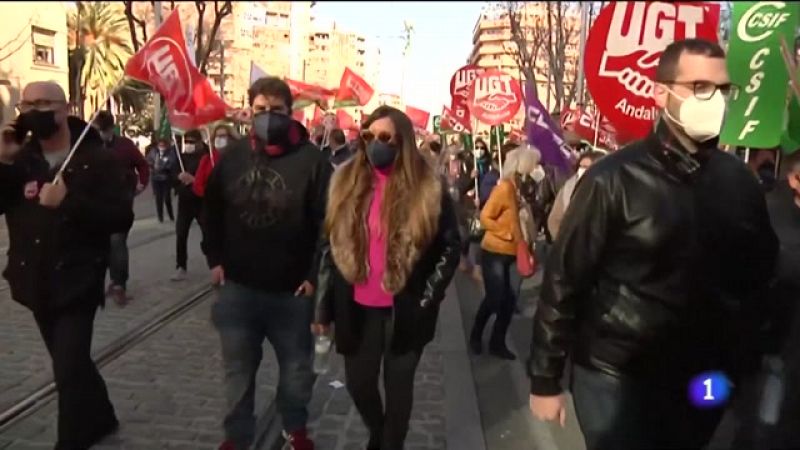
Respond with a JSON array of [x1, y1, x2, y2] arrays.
[[0, 81, 132, 448], [528, 39, 778, 449], [204, 77, 331, 450]]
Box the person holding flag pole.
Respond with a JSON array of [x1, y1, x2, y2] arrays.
[[0, 80, 133, 449]]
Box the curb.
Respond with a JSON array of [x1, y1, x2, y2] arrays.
[[440, 282, 487, 450]]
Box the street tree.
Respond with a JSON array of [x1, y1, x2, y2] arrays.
[[68, 1, 134, 116], [497, 1, 582, 111], [121, 1, 232, 75]]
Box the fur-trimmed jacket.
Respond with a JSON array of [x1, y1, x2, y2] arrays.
[[313, 162, 462, 355]]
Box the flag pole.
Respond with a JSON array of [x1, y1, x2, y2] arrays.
[[56, 78, 127, 181], [172, 131, 186, 173]]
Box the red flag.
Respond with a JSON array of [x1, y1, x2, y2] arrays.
[[292, 109, 305, 123], [441, 105, 471, 134], [336, 109, 357, 131], [310, 106, 324, 128], [285, 79, 334, 110], [334, 67, 374, 108], [405, 105, 430, 131], [125, 11, 227, 129]]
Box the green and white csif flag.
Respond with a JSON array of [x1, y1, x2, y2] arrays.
[[720, 1, 798, 148]]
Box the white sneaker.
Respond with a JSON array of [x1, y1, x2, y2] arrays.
[[171, 268, 187, 281]]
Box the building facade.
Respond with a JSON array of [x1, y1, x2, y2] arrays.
[[469, 2, 580, 135], [0, 2, 70, 124]]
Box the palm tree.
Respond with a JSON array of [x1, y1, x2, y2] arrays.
[[68, 1, 134, 117]]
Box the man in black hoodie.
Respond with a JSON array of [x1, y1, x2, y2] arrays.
[[0, 81, 132, 449], [205, 77, 331, 450], [171, 129, 205, 281]]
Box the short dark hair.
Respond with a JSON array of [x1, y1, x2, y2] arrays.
[[656, 38, 725, 82], [184, 129, 203, 142], [157, 138, 170, 146], [329, 129, 346, 146], [248, 77, 293, 110], [94, 110, 115, 131]]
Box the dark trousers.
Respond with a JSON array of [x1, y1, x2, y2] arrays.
[[471, 250, 516, 348], [108, 230, 130, 288], [571, 364, 723, 450], [33, 305, 117, 448], [152, 180, 174, 222], [211, 282, 314, 449], [175, 196, 202, 270], [344, 305, 422, 450]]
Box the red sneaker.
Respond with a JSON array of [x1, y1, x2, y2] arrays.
[[282, 429, 315, 450]]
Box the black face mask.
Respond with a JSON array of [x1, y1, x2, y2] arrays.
[[252, 111, 291, 147], [19, 109, 60, 140], [366, 141, 398, 169]]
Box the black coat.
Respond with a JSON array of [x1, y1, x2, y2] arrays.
[[0, 117, 134, 312], [528, 120, 779, 395], [313, 189, 462, 355]]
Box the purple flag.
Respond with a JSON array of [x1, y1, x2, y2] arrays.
[[524, 83, 572, 172]]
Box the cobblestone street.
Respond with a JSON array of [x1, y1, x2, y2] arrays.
[[307, 333, 447, 450]]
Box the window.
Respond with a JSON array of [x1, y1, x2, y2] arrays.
[[32, 26, 56, 66]]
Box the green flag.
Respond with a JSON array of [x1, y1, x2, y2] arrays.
[[782, 88, 800, 154], [490, 125, 505, 151], [720, 2, 798, 148], [433, 115, 441, 134], [158, 104, 171, 139], [461, 133, 473, 152]]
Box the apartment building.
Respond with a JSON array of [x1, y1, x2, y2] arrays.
[[469, 2, 580, 134], [0, 2, 70, 123]]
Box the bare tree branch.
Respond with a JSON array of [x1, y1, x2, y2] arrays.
[[198, 0, 233, 75], [194, 1, 207, 64], [502, 1, 547, 97], [0, 17, 34, 63]]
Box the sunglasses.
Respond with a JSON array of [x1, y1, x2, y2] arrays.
[[360, 130, 396, 144]]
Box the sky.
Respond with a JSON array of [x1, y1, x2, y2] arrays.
[[312, 1, 486, 117]]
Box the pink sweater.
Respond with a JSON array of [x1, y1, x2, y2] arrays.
[[354, 168, 394, 307]]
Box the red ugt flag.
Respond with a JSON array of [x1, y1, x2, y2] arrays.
[[336, 109, 358, 131], [124, 11, 227, 129], [405, 105, 430, 131], [334, 67, 374, 108]]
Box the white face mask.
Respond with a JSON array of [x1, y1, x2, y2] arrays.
[[664, 88, 727, 142], [214, 137, 228, 149], [183, 143, 196, 153], [531, 165, 546, 183], [577, 167, 587, 179]]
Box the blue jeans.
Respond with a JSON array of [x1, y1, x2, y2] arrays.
[[211, 282, 314, 448], [572, 364, 723, 450], [470, 250, 516, 348]]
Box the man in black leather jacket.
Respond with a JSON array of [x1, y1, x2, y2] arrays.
[[528, 39, 779, 449]]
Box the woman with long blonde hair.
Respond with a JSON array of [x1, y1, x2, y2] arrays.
[[312, 106, 461, 450], [470, 146, 540, 360]]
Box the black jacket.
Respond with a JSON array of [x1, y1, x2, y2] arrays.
[[528, 121, 778, 395], [0, 117, 134, 312], [175, 148, 204, 202], [204, 122, 332, 293], [313, 187, 461, 355]]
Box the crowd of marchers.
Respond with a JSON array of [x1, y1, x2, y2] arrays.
[[1, 38, 800, 450]]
